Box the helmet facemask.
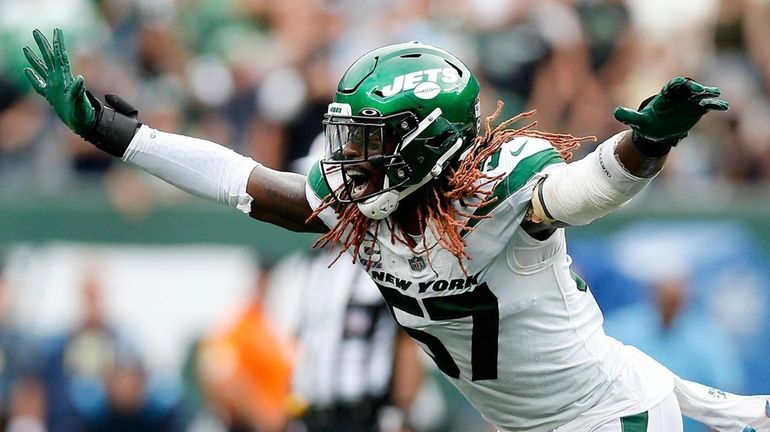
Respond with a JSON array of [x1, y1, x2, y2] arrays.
[[321, 104, 464, 220], [321, 106, 418, 206]]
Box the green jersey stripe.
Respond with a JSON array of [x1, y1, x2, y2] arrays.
[[463, 148, 562, 234], [307, 161, 332, 201], [620, 411, 649, 432]]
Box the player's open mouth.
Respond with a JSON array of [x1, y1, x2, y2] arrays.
[[345, 167, 371, 199]]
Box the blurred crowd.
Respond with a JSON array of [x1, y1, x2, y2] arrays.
[[0, 262, 185, 432], [2, 1, 770, 431], [0, 252, 442, 432], [1, 0, 770, 203]]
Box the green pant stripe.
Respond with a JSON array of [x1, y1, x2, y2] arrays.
[[620, 411, 649, 432]]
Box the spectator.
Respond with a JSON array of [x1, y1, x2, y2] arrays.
[[72, 341, 184, 432], [0, 263, 46, 432], [604, 252, 746, 432], [38, 267, 125, 431], [197, 267, 295, 432]]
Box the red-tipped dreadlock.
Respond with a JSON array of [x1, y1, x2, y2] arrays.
[[308, 102, 595, 271]]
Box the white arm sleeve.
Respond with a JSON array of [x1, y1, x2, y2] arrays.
[[674, 376, 770, 431], [532, 131, 657, 226], [122, 125, 260, 214]]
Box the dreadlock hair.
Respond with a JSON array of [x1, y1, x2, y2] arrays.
[[309, 102, 595, 272]]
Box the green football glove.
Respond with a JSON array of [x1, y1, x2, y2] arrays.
[[613, 77, 729, 154], [23, 28, 141, 157], [23, 28, 96, 135]]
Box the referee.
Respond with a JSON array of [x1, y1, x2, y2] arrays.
[[271, 251, 424, 432]]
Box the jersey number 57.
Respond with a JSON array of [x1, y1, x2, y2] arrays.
[[376, 282, 499, 381]]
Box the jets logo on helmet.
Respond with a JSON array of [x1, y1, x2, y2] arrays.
[[320, 41, 481, 220], [381, 68, 461, 99]]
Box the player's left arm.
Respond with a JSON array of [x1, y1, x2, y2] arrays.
[[525, 77, 728, 233]]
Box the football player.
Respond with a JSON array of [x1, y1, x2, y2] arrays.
[[23, 29, 769, 432]]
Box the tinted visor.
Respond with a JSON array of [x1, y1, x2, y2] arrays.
[[324, 119, 385, 163]]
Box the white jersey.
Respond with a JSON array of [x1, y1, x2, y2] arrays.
[[306, 137, 673, 432]]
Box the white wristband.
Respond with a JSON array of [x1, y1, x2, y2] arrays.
[[535, 131, 656, 226], [122, 125, 259, 214]]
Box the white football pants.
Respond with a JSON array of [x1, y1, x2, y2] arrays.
[[592, 392, 683, 432]]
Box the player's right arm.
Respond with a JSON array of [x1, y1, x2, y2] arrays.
[[23, 29, 326, 234], [246, 165, 327, 232]]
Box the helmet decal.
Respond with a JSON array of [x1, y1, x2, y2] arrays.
[[381, 67, 461, 97], [413, 82, 441, 100], [327, 102, 352, 116]]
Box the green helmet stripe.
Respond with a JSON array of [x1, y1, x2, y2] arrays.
[[462, 148, 562, 234]]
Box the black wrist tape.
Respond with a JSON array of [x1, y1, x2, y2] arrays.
[[80, 91, 141, 158], [631, 131, 674, 158]]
